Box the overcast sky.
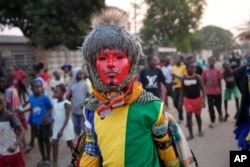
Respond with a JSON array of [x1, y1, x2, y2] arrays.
[[1, 0, 250, 36]]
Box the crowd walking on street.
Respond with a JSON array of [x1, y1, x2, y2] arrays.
[[0, 48, 248, 167]]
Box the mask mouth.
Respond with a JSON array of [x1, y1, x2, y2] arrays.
[[105, 72, 119, 77], [104, 70, 119, 76]]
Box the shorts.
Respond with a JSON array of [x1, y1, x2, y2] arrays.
[[184, 96, 202, 114], [224, 86, 240, 101], [0, 151, 25, 167], [31, 123, 52, 139]]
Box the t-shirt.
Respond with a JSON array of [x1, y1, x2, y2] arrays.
[[50, 77, 65, 89], [69, 80, 89, 115], [5, 85, 21, 113], [161, 65, 172, 84], [202, 68, 222, 95], [140, 68, 166, 98], [0, 111, 21, 155], [29, 94, 53, 125], [172, 65, 187, 89], [182, 74, 200, 98], [40, 72, 51, 83], [223, 69, 236, 88]]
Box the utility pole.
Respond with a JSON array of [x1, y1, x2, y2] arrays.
[[131, 0, 140, 34], [134, 0, 137, 33]]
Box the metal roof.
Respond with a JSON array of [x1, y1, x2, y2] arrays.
[[0, 35, 29, 44]]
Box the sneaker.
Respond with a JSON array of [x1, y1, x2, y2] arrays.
[[24, 145, 32, 154], [209, 123, 215, 128], [36, 160, 45, 167], [44, 159, 51, 167]]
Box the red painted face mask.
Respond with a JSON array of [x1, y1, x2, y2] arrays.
[[95, 48, 131, 86]]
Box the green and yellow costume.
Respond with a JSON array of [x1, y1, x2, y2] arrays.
[[73, 6, 194, 167]]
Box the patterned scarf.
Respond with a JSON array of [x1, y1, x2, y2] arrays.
[[93, 79, 143, 119]]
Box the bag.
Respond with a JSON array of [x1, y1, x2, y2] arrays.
[[71, 134, 86, 167]]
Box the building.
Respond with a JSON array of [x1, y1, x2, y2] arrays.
[[0, 35, 35, 70], [0, 35, 84, 73]]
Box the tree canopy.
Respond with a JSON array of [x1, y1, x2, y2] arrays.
[[0, 0, 105, 49], [198, 25, 235, 56], [237, 21, 250, 41], [140, 0, 206, 47]]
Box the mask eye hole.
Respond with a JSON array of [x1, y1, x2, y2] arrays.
[[98, 57, 107, 61], [117, 56, 123, 60]]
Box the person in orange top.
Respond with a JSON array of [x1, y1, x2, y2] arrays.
[[172, 55, 187, 123]]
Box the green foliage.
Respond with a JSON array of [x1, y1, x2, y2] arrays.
[[199, 25, 235, 56], [140, 0, 206, 46], [0, 0, 105, 49], [173, 35, 192, 53], [189, 31, 203, 52]]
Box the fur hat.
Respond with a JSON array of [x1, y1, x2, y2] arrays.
[[82, 6, 144, 92]]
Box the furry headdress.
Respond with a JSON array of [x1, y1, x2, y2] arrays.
[[82, 6, 144, 92]]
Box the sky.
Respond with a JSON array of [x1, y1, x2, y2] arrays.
[[1, 0, 250, 36]]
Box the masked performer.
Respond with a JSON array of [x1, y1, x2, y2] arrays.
[[234, 53, 250, 151], [72, 7, 194, 167]]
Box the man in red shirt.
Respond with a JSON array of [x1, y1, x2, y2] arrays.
[[202, 56, 223, 128]]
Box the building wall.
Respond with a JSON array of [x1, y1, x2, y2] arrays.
[[29, 49, 84, 71], [0, 43, 35, 70]]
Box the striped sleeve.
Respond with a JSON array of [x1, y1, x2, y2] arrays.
[[152, 104, 193, 167]]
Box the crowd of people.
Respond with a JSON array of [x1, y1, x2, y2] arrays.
[[0, 62, 92, 167], [0, 49, 246, 167]]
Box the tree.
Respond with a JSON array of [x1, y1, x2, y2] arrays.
[[0, 0, 105, 49], [140, 0, 206, 47], [199, 25, 235, 56], [189, 31, 203, 52], [237, 21, 250, 41]]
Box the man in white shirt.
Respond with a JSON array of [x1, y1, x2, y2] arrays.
[[161, 57, 173, 107]]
